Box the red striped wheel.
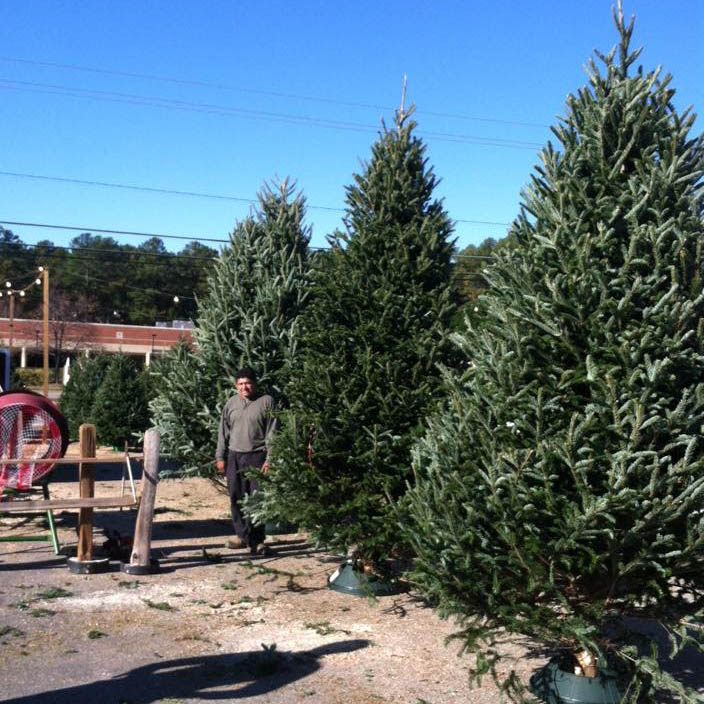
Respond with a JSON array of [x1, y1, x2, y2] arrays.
[[0, 391, 69, 491]]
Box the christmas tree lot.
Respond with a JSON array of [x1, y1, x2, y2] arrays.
[[149, 181, 312, 476], [406, 5, 704, 703], [90, 354, 151, 448], [60, 353, 112, 440], [247, 110, 458, 573]]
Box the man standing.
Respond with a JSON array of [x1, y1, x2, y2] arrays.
[[216, 368, 276, 555]]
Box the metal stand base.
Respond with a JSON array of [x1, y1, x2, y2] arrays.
[[120, 558, 160, 575], [530, 657, 626, 703], [265, 521, 297, 535], [67, 557, 111, 574], [328, 562, 403, 597]]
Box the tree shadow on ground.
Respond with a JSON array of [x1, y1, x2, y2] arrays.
[[147, 542, 326, 573], [3, 639, 371, 704], [164, 550, 301, 573], [0, 555, 68, 571]]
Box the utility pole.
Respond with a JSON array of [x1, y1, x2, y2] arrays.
[[8, 289, 14, 351], [42, 267, 49, 398]]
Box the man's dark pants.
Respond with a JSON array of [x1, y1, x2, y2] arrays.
[[225, 450, 266, 548]]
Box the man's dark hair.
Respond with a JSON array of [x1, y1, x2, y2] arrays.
[[235, 367, 257, 382]]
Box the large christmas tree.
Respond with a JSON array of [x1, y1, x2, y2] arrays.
[[407, 7, 704, 701], [251, 110, 458, 566], [149, 181, 312, 476]]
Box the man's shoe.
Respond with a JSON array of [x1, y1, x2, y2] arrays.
[[250, 543, 273, 556], [226, 536, 246, 549]]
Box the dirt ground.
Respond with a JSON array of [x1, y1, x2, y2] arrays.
[[1, 449, 701, 704], [0, 445, 547, 704]]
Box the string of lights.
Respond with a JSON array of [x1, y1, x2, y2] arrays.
[[0, 271, 43, 299]]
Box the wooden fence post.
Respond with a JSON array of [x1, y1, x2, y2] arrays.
[[77, 424, 96, 561], [69, 423, 110, 573], [123, 429, 160, 574]]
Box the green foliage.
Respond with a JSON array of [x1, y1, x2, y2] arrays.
[[0, 228, 33, 302], [60, 354, 112, 439], [0, 625, 24, 639], [407, 9, 704, 702], [10, 368, 43, 389], [147, 342, 212, 471], [149, 180, 312, 477], [452, 236, 500, 304], [30, 608, 55, 618], [0, 229, 216, 326], [91, 354, 151, 447], [451, 237, 514, 333], [251, 111, 458, 564], [141, 598, 176, 611], [34, 587, 73, 599]]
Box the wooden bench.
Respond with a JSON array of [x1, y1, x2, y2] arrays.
[[1, 426, 142, 556], [0, 495, 140, 512]]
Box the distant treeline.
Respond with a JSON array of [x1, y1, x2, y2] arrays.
[[452, 235, 510, 302], [0, 227, 217, 326], [0, 226, 505, 327]]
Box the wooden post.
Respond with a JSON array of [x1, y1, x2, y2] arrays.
[[129, 429, 160, 568], [77, 424, 96, 561]]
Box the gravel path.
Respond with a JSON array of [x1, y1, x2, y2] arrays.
[[0, 474, 544, 704]]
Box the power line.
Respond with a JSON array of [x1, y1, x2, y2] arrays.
[[454, 254, 495, 259], [10, 250, 215, 272], [0, 79, 543, 150], [0, 55, 550, 129], [0, 174, 341, 215], [0, 80, 384, 136], [1, 217, 230, 244], [0, 182, 511, 227], [1, 235, 503, 281], [3, 251, 491, 305], [3, 237, 498, 265], [2, 265, 198, 303], [0, 237, 218, 262], [76, 272, 196, 301]]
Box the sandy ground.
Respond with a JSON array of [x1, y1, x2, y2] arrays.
[[0, 447, 545, 704], [1, 449, 701, 703]]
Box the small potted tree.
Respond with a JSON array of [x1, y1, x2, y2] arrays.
[[407, 5, 704, 701]]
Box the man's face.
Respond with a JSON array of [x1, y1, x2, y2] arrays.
[[236, 377, 255, 400]]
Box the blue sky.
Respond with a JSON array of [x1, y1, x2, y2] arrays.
[[1, 1, 701, 255]]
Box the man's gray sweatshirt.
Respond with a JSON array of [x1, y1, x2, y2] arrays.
[[215, 394, 277, 460]]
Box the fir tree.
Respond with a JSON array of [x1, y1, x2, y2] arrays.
[[91, 354, 151, 448], [149, 181, 312, 476], [59, 354, 112, 439], [406, 7, 704, 701], [252, 110, 458, 566], [147, 340, 213, 469]]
